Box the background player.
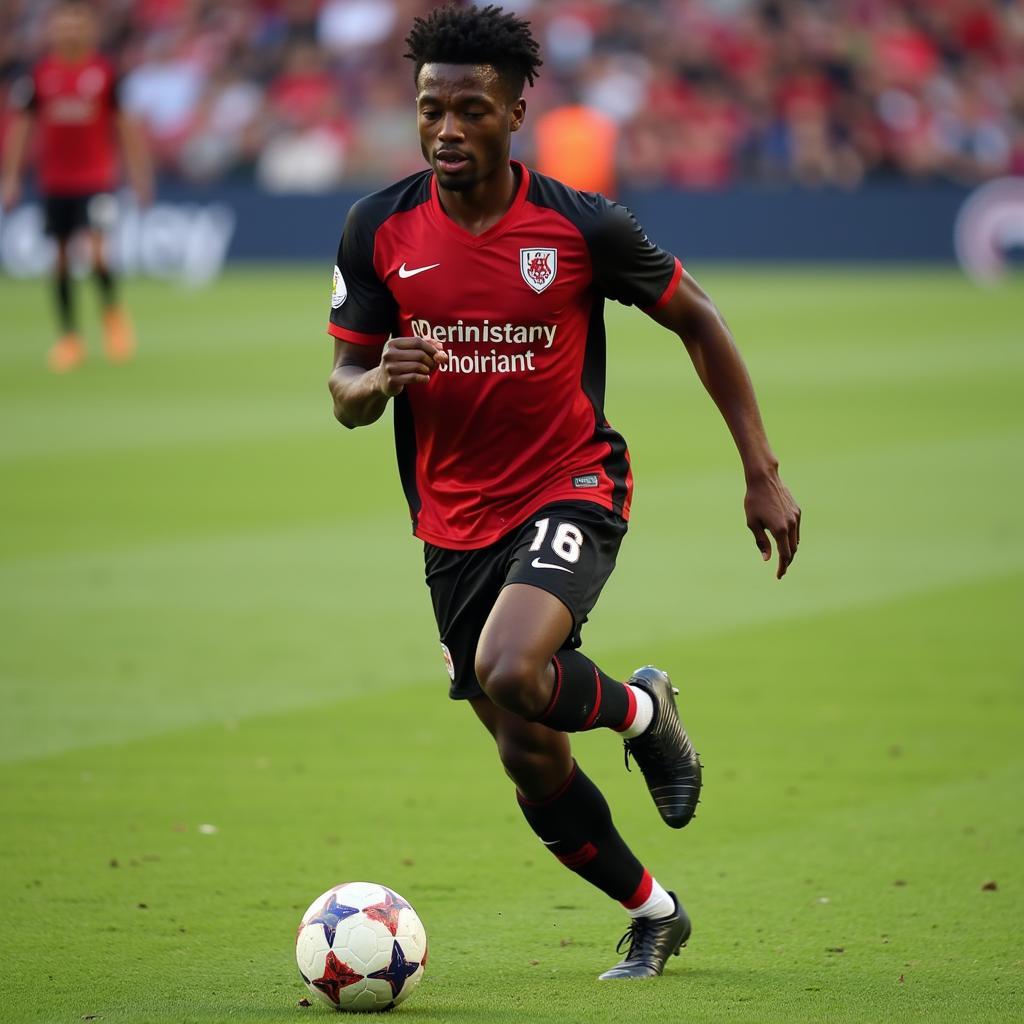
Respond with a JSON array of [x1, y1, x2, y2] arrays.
[[1, 0, 151, 372], [327, 3, 800, 981]]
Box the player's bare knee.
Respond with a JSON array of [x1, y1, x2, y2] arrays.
[[475, 650, 548, 718], [495, 734, 564, 795], [495, 737, 539, 785]]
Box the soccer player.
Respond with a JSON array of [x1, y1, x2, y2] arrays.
[[1, 0, 151, 372], [327, 4, 801, 980]]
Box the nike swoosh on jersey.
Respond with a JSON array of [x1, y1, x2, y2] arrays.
[[398, 262, 441, 278], [531, 557, 574, 574]]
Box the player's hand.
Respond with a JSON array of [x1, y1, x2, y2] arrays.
[[745, 471, 801, 580], [376, 336, 448, 396], [1, 178, 20, 212]]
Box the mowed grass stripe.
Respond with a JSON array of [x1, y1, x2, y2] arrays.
[[0, 513, 1019, 766]]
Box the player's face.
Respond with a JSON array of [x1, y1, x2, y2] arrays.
[[416, 63, 525, 192], [50, 5, 95, 57]]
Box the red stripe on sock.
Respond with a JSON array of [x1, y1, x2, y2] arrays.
[[581, 666, 603, 730], [516, 761, 578, 808], [622, 870, 653, 910], [614, 684, 637, 733], [537, 656, 564, 723], [556, 842, 598, 870]]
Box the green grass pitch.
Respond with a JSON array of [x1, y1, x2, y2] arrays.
[[0, 265, 1021, 1023]]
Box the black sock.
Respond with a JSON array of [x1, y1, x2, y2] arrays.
[[534, 649, 634, 732], [54, 269, 75, 333], [517, 761, 647, 904], [94, 264, 117, 307]]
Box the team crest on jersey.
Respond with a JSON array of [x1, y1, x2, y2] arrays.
[[520, 248, 557, 294]]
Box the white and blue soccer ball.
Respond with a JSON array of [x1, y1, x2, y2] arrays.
[[295, 882, 427, 1012]]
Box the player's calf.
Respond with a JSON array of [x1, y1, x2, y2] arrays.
[[529, 648, 655, 734], [514, 759, 679, 925]]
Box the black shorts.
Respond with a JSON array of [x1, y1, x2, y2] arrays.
[[43, 193, 114, 240], [424, 500, 628, 700]]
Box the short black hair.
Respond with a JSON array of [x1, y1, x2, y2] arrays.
[[404, 3, 542, 98]]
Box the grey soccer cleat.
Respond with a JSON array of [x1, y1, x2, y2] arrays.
[[598, 892, 691, 980], [623, 666, 702, 828]]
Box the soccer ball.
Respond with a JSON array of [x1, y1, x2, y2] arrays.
[[295, 882, 427, 1012]]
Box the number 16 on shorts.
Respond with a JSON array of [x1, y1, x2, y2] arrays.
[[529, 517, 583, 572]]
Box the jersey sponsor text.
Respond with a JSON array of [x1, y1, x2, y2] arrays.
[[410, 317, 556, 348], [410, 317, 555, 374]]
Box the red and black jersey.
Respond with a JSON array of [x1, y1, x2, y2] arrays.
[[328, 161, 681, 550], [15, 54, 120, 195]]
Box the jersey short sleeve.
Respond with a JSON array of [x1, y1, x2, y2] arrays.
[[587, 199, 682, 311], [8, 74, 36, 112], [328, 199, 398, 345]]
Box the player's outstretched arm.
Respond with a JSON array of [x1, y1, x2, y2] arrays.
[[648, 271, 801, 579], [1, 112, 32, 211], [116, 112, 153, 206], [329, 337, 448, 429]]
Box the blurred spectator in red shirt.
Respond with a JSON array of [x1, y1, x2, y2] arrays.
[[2, 0, 1020, 192]]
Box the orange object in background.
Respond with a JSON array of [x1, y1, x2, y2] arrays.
[[534, 104, 619, 197], [47, 334, 86, 373]]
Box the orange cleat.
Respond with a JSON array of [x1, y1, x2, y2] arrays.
[[103, 306, 136, 363], [47, 333, 87, 373]]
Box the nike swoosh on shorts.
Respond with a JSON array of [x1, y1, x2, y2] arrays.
[[531, 557, 574, 574]]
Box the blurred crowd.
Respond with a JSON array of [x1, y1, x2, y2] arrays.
[[2, 0, 1023, 192]]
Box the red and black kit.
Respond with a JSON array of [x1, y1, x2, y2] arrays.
[[13, 54, 121, 237], [328, 161, 682, 551], [330, 162, 689, 929]]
